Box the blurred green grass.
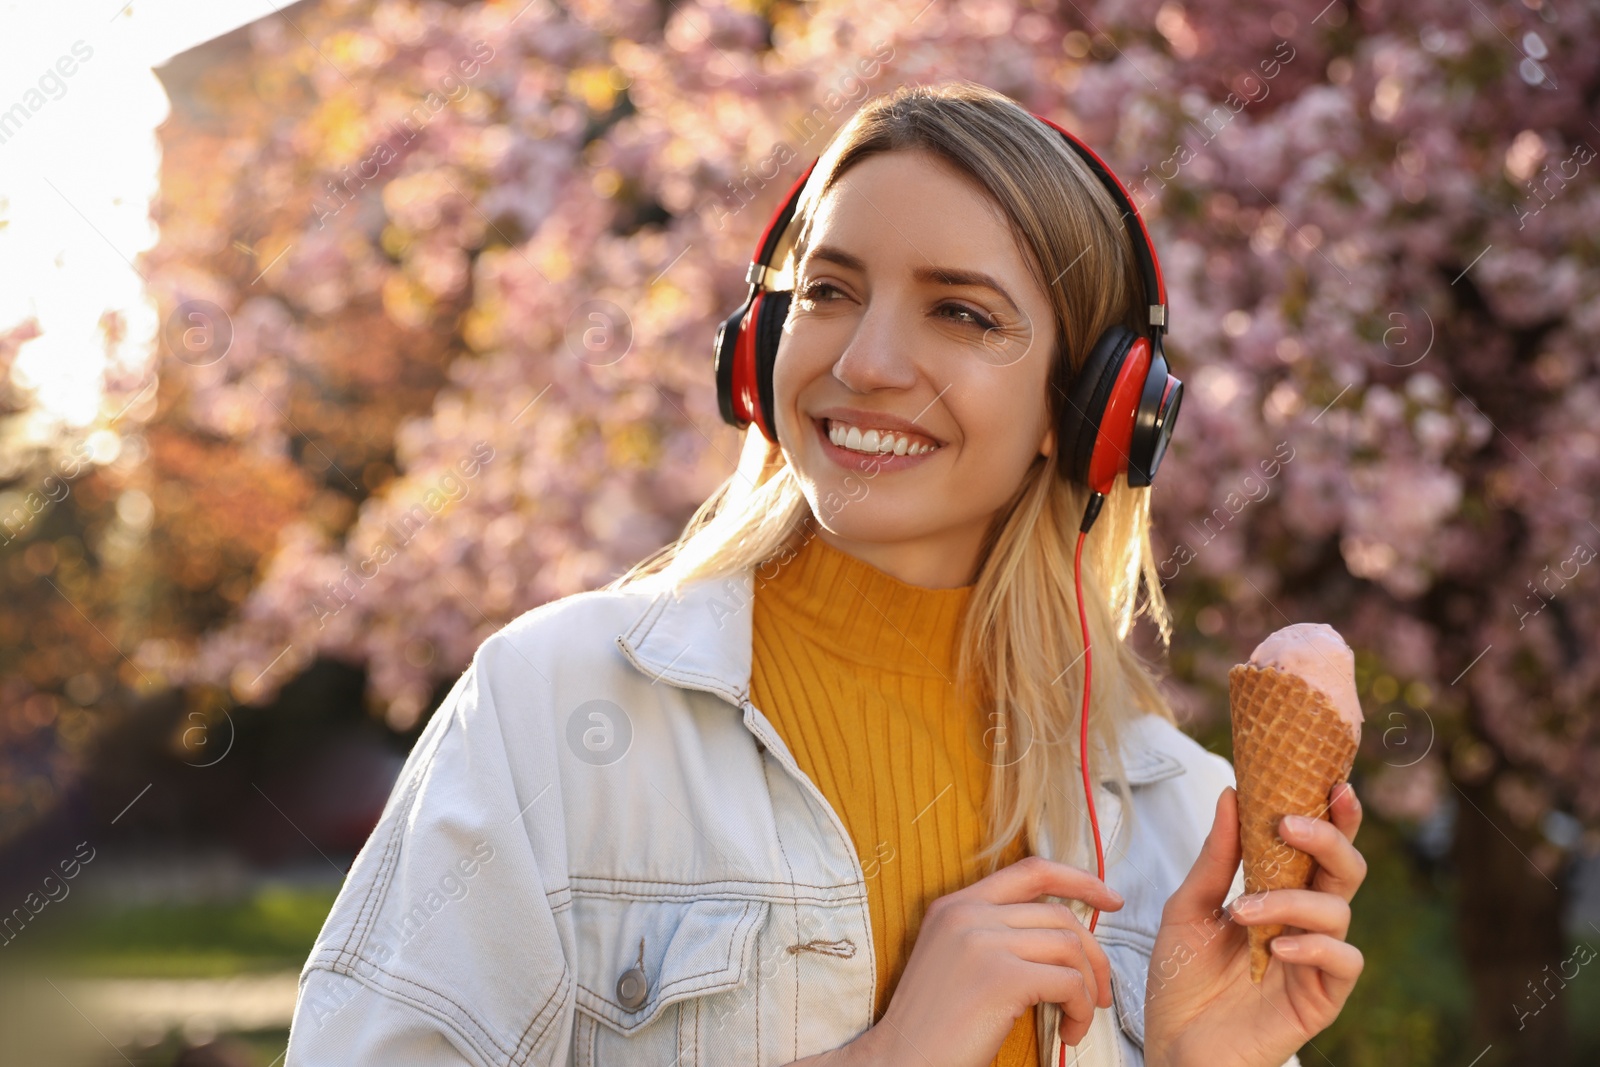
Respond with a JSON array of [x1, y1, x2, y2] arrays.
[[1, 887, 334, 1066], [23, 884, 339, 978]]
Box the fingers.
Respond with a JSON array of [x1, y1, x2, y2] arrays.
[[998, 908, 1113, 1004], [1225, 887, 1351, 941], [964, 854, 1124, 912], [1327, 780, 1363, 844], [1278, 794, 1368, 903], [1268, 932, 1364, 998], [1017, 958, 1099, 1045], [993, 911, 1114, 1010]]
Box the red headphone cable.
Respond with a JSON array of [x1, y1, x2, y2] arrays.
[[1061, 493, 1107, 1066]]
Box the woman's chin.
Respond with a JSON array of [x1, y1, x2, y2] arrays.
[[805, 493, 932, 544]]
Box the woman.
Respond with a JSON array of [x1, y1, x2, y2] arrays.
[[286, 81, 1366, 1067]]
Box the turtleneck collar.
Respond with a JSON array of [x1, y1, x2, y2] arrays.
[[755, 532, 975, 680]]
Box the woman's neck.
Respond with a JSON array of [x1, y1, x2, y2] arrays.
[[811, 523, 986, 589]]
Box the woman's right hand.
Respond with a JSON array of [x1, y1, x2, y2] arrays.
[[853, 855, 1126, 1067]]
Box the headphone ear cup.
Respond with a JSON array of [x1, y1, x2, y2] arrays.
[[751, 289, 791, 443], [714, 299, 754, 428], [1128, 343, 1181, 487], [1061, 325, 1135, 486]]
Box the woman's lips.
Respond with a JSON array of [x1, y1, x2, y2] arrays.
[[812, 417, 945, 474]]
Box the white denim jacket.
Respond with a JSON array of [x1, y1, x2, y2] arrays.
[[285, 569, 1303, 1067]]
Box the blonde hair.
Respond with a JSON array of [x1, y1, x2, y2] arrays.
[[606, 80, 1178, 889]]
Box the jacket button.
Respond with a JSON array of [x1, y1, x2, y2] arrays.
[[616, 966, 648, 1010]]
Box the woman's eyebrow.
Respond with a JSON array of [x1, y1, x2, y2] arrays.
[[802, 243, 1021, 314]]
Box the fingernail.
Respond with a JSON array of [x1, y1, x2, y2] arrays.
[[1230, 892, 1263, 916], [1283, 814, 1313, 836], [1271, 936, 1300, 955]]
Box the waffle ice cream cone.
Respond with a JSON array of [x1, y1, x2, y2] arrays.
[[1228, 624, 1362, 984]]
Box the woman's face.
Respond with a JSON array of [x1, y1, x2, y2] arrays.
[[772, 148, 1060, 588]]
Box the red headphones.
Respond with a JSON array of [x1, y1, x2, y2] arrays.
[[713, 111, 1184, 534]]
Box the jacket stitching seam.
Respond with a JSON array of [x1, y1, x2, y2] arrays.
[[509, 957, 570, 1065], [620, 589, 670, 647], [317, 958, 522, 1065], [618, 594, 675, 671], [619, 635, 744, 704], [568, 877, 843, 891], [638, 657, 737, 691], [752, 898, 761, 1058], [344, 762, 429, 970], [681, 991, 694, 1062], [332, 778, 402, 968], [760, 755, 805, 1058], [1102, 938, 1154, 1050], [333, 758, 426, 972], [571, 888, 865, 908], [334, 694, 464, 971]]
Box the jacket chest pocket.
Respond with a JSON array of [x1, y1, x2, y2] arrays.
[[1095, 914, 1159, 1055], [569, 893, 770, 1067]]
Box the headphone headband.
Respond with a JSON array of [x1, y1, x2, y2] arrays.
[[1029, 114, 1167, 337]]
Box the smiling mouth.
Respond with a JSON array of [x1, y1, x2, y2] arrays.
[[817, 417, 945, 456]]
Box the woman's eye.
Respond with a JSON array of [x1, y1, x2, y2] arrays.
[[799, 280, 842, 303], [940, 303, 998, 330]]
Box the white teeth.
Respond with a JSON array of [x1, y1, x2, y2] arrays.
[[826, 419, 940, 456]]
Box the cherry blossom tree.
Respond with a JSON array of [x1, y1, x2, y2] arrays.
[[1, 0, 1595, 1061]]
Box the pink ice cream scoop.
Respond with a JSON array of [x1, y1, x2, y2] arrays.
[[1247, 622, 1363, 744]]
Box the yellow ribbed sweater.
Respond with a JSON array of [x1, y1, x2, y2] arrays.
[[751, 532, 1038, 1067]]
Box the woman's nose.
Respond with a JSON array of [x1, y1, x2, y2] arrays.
[[830, 301, 919, 392]]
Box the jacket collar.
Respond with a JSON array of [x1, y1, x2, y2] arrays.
[[614, 568, 1185, 787], [615, 572, 756, 710]]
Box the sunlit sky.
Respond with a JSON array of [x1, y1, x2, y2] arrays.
[[0, 1, 280, 433]]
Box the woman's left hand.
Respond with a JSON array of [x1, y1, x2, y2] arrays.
[[1141, 780, 1366, 1067]]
